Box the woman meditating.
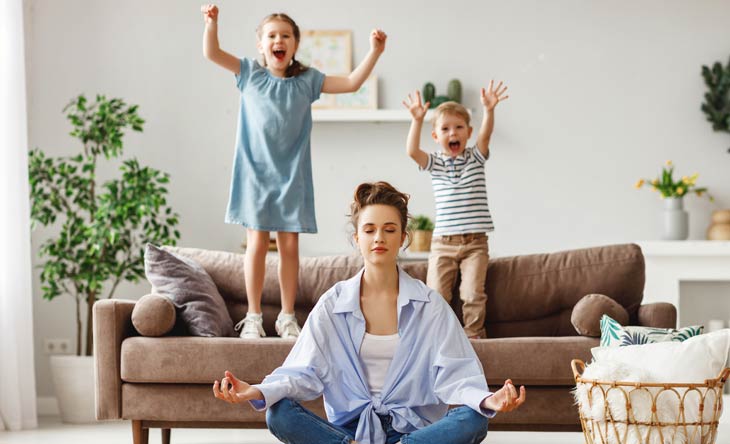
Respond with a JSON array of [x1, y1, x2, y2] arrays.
[[213, 181, 525, 444]]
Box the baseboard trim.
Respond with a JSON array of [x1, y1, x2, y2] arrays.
[[37, 397, 59, 416]]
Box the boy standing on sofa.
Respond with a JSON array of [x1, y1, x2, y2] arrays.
[[402, 81, 509, 338]]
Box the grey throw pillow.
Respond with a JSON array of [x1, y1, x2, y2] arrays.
[[144, 244, 234, 337]]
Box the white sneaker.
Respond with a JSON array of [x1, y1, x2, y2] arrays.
[[275, 313, 302, 339], [235, 313, 266, 339]]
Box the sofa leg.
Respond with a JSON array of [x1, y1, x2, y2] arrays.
[[132, 420, 149, 444], [161, 428, 171, 444]]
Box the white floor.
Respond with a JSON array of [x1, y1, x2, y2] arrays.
[[2, 416, 729, 444]]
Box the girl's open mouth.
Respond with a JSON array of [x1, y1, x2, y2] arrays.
[[273, 49, 286, 61]]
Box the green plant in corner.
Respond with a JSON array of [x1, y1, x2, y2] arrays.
[[29, 94, 181, 356], [408, 214, 435, 232], [701, 57, 730, 153]]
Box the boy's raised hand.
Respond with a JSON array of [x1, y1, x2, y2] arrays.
[[370, 29, 388, 54], [201, 4, 219, 24], [481, 80, 509, 111], [402, 90, 430, 121]]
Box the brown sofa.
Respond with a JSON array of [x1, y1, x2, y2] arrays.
[[93, 243, 676, 444]]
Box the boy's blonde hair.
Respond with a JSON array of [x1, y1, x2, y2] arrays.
[[431, 101, 471, 128]]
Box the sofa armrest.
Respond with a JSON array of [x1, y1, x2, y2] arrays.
[[637, 302, 676, 329], [93, 299, 136, 420]]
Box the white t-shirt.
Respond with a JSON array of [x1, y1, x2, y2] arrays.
[[359, 332, 400, 396]]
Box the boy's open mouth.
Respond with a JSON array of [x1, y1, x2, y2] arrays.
[[273, 49, 286, 61], [448, 141, 461, 152]]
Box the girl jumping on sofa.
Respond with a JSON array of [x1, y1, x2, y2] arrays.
[[201, 5, 387, 339], [212, 182, 526, 444]]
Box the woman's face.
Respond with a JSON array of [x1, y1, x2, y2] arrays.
[[354, 204, 406, 266]]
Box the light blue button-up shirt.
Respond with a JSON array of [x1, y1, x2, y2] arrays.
[[251, 267, 494, 444]]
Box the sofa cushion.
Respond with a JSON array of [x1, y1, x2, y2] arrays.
[[571, 294, 629, 337], [144, 244, 235, 337], [131, 294, 176, 337], [482, 243, 645, 337], [599, 314, 704, 347], [120, 336, 597, 386]]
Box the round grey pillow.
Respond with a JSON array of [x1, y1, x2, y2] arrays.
[[132, 294, 176, 337], [571, 293, 629, 337]]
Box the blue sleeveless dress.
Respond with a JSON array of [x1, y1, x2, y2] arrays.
[[225, 58, 325, 233]]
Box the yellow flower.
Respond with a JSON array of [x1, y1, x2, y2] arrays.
[[682, 176, 690, 185], [677, 187, 685, 195], [652, 185, 658, 191], [651, 179, 659, 186], [634, 179, 645, 189], [665, 160, 673, 167]]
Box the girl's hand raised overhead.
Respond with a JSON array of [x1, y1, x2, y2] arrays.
[[370, 29, 387, 54], [481, 80, 509, 111], [402, 90, 430, 121], [200, 4, 219, 24]]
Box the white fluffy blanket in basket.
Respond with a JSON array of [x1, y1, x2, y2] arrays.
[[573, 361, 715, 444]]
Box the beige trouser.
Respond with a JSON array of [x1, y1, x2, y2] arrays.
[[426, 233, 489, 338]]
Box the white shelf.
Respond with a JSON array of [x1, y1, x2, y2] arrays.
[[638, 241, 730, 257], [312, 108, 472, 123], [312, 109, 425, 122]]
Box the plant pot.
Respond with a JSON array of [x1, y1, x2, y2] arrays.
[[661, 197, 688, 240], [50, 355, 96, 423], [410, 230, 433, 252]]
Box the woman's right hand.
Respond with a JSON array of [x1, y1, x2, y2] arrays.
[[200, 4, 219, 24], [213, 370, 262, 403], [402, 90, 430, 121]]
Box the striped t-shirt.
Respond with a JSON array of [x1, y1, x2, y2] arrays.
[[421, 147, 494, 236]]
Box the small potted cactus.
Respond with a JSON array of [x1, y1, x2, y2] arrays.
[[408, 215, 435, 252], [422, 79, 462, 108]]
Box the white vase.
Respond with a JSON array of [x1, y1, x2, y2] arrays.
[[50, 355, 96, 423], [662, 197, 689, 240]]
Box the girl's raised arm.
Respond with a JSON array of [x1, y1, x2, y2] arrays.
[[201, 4, 240, 75], [322, 29, 386, 94]]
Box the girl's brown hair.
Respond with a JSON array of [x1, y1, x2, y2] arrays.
[[256, 13, 308, 78], [349, 182, 411, 236]]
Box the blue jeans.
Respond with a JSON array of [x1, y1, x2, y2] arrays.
[[266, 398, 489, 444]]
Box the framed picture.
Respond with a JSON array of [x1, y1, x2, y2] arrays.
[[298, 30, 352, 74], [314, 76, 378, 109]]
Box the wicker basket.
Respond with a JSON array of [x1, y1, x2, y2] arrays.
[[571, 359, 729, 444]]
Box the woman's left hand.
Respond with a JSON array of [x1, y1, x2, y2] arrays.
[[482, 379, 526, 412], [370, 29, 387, 54]]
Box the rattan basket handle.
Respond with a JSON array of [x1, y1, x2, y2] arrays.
[[571, 359, 586, 379], [717, 367, 730, 383]]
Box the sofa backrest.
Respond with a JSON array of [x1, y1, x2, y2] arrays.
[[479, 243, 644, 337], [165, 243, 644, 338]]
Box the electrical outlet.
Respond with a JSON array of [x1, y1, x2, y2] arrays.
[[43, 338, 72, 355]]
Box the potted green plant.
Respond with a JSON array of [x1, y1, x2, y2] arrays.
[[635, 160, 713, 240], [701, 57, 730, 153], [29, 94, 180, 422], [408, 214, 435, 252]]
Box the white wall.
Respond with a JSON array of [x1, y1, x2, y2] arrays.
[[26, 0, 730, 397]]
